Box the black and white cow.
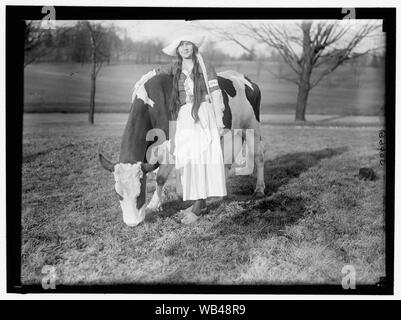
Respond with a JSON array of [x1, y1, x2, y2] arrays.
[[99, 70, 265, 226]]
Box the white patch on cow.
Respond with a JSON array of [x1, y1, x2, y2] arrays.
[[218, 71, 256, 128], [131, 69, 157, 106], [218, 70, 254, 91], [132, 84, 155, 107], [113, 163, 145, 226]]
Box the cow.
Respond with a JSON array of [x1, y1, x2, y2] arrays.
[[99, 70, 265, 226]]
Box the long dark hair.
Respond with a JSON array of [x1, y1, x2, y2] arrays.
[[169, 42, 203, 122]]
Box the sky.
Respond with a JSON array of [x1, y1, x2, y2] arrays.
[[55, 19, 385, 58]]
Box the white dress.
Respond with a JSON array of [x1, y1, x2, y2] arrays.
[[173, 69, 227, 201]]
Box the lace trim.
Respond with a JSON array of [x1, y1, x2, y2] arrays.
[[182, 69, 194, 104]]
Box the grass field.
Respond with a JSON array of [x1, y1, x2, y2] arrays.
[[21, 113, 385, 285], [24, 61, 385, 116]]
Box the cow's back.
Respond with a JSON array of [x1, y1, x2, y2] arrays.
[[217, 70, 261, 129]]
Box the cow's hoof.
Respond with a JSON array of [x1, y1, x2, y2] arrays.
[[251, 191, 265, 199]]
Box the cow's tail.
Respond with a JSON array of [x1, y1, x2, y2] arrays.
[[243, 75, 261, 123], [252, 82, 261, 123]]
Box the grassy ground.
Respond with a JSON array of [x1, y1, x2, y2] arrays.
[[21, 113, 385, 285], [24, 62, 385, 115]]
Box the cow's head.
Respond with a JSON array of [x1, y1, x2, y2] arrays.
[[99, 152, 154, 226], [98, 74, 172, 226]]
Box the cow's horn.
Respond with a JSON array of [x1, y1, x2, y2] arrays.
[[98, 147, 116, 172], [141, 162, 158, 173]]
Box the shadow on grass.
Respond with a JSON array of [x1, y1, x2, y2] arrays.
[[210, 146, 348, 237], [212, 194, 307, 239], [145, 199, 192, 222], [228, 146, 348, 199], [146, 146, 347, 225]]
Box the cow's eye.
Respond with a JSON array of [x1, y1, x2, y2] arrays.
[[115, 190, 123, 201]]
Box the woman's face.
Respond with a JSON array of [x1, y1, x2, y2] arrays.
[[177, 41, 194, 59]]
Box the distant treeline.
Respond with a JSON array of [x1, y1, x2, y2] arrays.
[[33, 22, 236, 66], [33, 21, 385, 68]]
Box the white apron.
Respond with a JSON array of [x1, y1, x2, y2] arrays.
[[174, 100, 227, 201]]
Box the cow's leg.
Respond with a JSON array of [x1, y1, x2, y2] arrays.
[[175, 167, 183, 200], [223, 164, 232, 195], [220, 131, 235, 195], [146, 164, 174, 212], [234, 124, 265, 198], [249, 122, 265, 198], [232, 129, 254, 176]]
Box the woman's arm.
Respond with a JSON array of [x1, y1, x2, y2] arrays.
[[206, 63, 225, 130], [206, 63, 220, 94]]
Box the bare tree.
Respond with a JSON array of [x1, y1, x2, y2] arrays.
[[84, 21, 111, 124], [350, 57, 363, 87], [24, 20, 55, 67], [201, 20, 382, 121]]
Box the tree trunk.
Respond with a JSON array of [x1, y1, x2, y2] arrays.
[[88, 22, 96, 125], [89, 51, 96, 124], [295, 83, 310, 121], [295, 22, 313, 122]]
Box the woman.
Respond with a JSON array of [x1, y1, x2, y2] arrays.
[[133, 35, 227, 224]]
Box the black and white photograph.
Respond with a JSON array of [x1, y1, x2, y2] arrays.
[[4, 4, 396, 296]]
